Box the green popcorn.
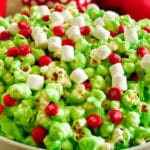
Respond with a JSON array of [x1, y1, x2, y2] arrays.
[[61, 140, 73, 150], [144, 71, 150, 83], [84, 67, 95, 78], [0, 59, 4, 68], [78, 136, 105, 150], [0, 67, 6, 78], [122, 61, 135, 74], [49, 122, 73, 141], [35, 110, 50, 129], [71, 106, 85, 120], [70, 52, 86, 69], [100, 121, 115, 138], [0, 82, 5, 95], [86, 96, 101, 108], [23, 136, 37, 147], [4, 57, 14, 69], [20, 53, 35, 65], [14, 69, 27, 82], [121, 90, 140, 108], [110, 101, 120, 110], [13, 34, 28, 47], [0, 17, 10, 28], [31, 65, 40, 74], [124, 112, 140, 128], [31, 48, 46, 60], [90, 75, 106, 90], [10, 60, 21, 73], [44, 135, 61, 150], [46, 83, 63, 95], [8, 83, 32, 99], [91, 89, 106, 100], [0, 115, 24, 142], [96, 64, 109, 76], [2, 72, 14, 85], [104, 19, 119, 31], [75, 38, 92, 53], [13, 100, 34, 126], [52, 108, 65, 122], [13, 13, 29, 22]]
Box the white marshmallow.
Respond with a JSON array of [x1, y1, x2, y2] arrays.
[[109, 63, 124, 77], [140, 54, 150, 70], [61, 45, 74, 62], [103, 11, 118, 22], [94, 17, 105, 27], [112, 75, 127, 91], [124, 28, 138, 43], [50, 12, 64, 25], [7, 23, 20, 35], [70, 68, 88, 83], [27, 74, 44, 90], [62, 9, 73, 22], [71, 16, 85, 27], [0, 26, 5, 32], [66, 26, 81, 40], [92, 25, 110, 40], [38, 5, 50, 16], [96, 45, 111, 60], [31, 26, 43, 39], [48, 37, 62, 53]]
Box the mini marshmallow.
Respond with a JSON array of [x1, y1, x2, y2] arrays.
[[0, 26, 5, 32], [94, 17, 105, 27], [103, 11, 118, 22], [61, 45, 74, 62], [66, 26, 81, 40], [112, 75, 127, 91], [96, 45, 111, 60], [50, 12, 64, 25], [38, 5, 50, 16], [48, 37, 62, 53], [92, 25, 110, 40], [62, 9, 73, 22], [109, 63, 124, 77], [70, 68, 88, 83], [124, 28, 138, 43], [31, 26, 43, 39], [27, 74, 44, 90], [71, 16, 85, 27], [140, 54, 150, 70], [7, 23, 20, 35]]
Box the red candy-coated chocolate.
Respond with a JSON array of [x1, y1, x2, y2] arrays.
[[62, 38, 75, 46], [42, 15, 50, 21], [45, 103, 59, 117], [80, 26, 91, 36], [137, 46, 148, 57], [18, 21, 30, 29], [108, 53, 121, 64], [38, 55, 52, 66], [6, 47, 18, 57], [108, 87, 122, 101], [0, 104, 4, 114], [0, 31, 11, 41], [53, 26, 65, 37], [87, 114, 103, 128], [109, 109, 123, 124], [19, 28, 32, 38], [3, 94, 17, 107], [83, 82, 92, 91], [18, 45, 31, 56], [32, 126, 48, 144]]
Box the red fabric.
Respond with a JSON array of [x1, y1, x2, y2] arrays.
[[0, 0, 7, 17]]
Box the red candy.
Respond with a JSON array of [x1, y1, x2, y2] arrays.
[[38, 55, 52, 66], [108, 87, 122, 101], [32, 126, 48, 144], [80, 26, 91, 36], [137, 46, 148, 57], [108, 53, 121, 64], [18, 21, 30, 29], [42, 15, 50, 21], [21, 11, 30, 17], [87, 114, 103, 128], [118, 25, 126, 34], [6, 47, 18, 57], [83, 82, 92, 91], [0, 104, 4, 114], [19, 28, 32, 38], [143, 27, 150, 33], [0, 31, 11, 41], [18, 45, 31, 56], [54, 5, 64, 12], [3, 94, 17, 107], [109, 109, 123, 124], [62, 38, 75, 46], [45, 103, 59, 117], [53, 26, 65, 37], [109, 30, 116, 37]]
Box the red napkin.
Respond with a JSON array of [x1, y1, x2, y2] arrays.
[[0, 0, 7, 17]]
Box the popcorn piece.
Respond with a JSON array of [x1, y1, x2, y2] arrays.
[[92, 26, 110, 40], [48, 36, 62, 53], [124, 28, 138, 43], [103, 11, 118, 22], [61, 45, 74, 62], [112, 75, 127, 91], [27, 74, 44, 90], [94, 17, 105, 27], [50, 12, 64, 25], [109, 63, 124, 77], [112, 127, 124, 142], [0, 26, 5, 32], [38, 5, 50, 16], [96, 45, 111, 60], [140, 54, 150, 70], [7, 23, 20, 35], [71, 16, 85, 27], [70, 68, 88, 83], [87, 3, 100, 11], [62, 9, 73, 22], [66, 26, 81, 40]]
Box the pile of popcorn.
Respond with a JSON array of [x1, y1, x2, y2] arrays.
[[0, 2, 150, 150]]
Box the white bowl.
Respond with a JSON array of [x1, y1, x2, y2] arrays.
[[0, 136, 150, 150]]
